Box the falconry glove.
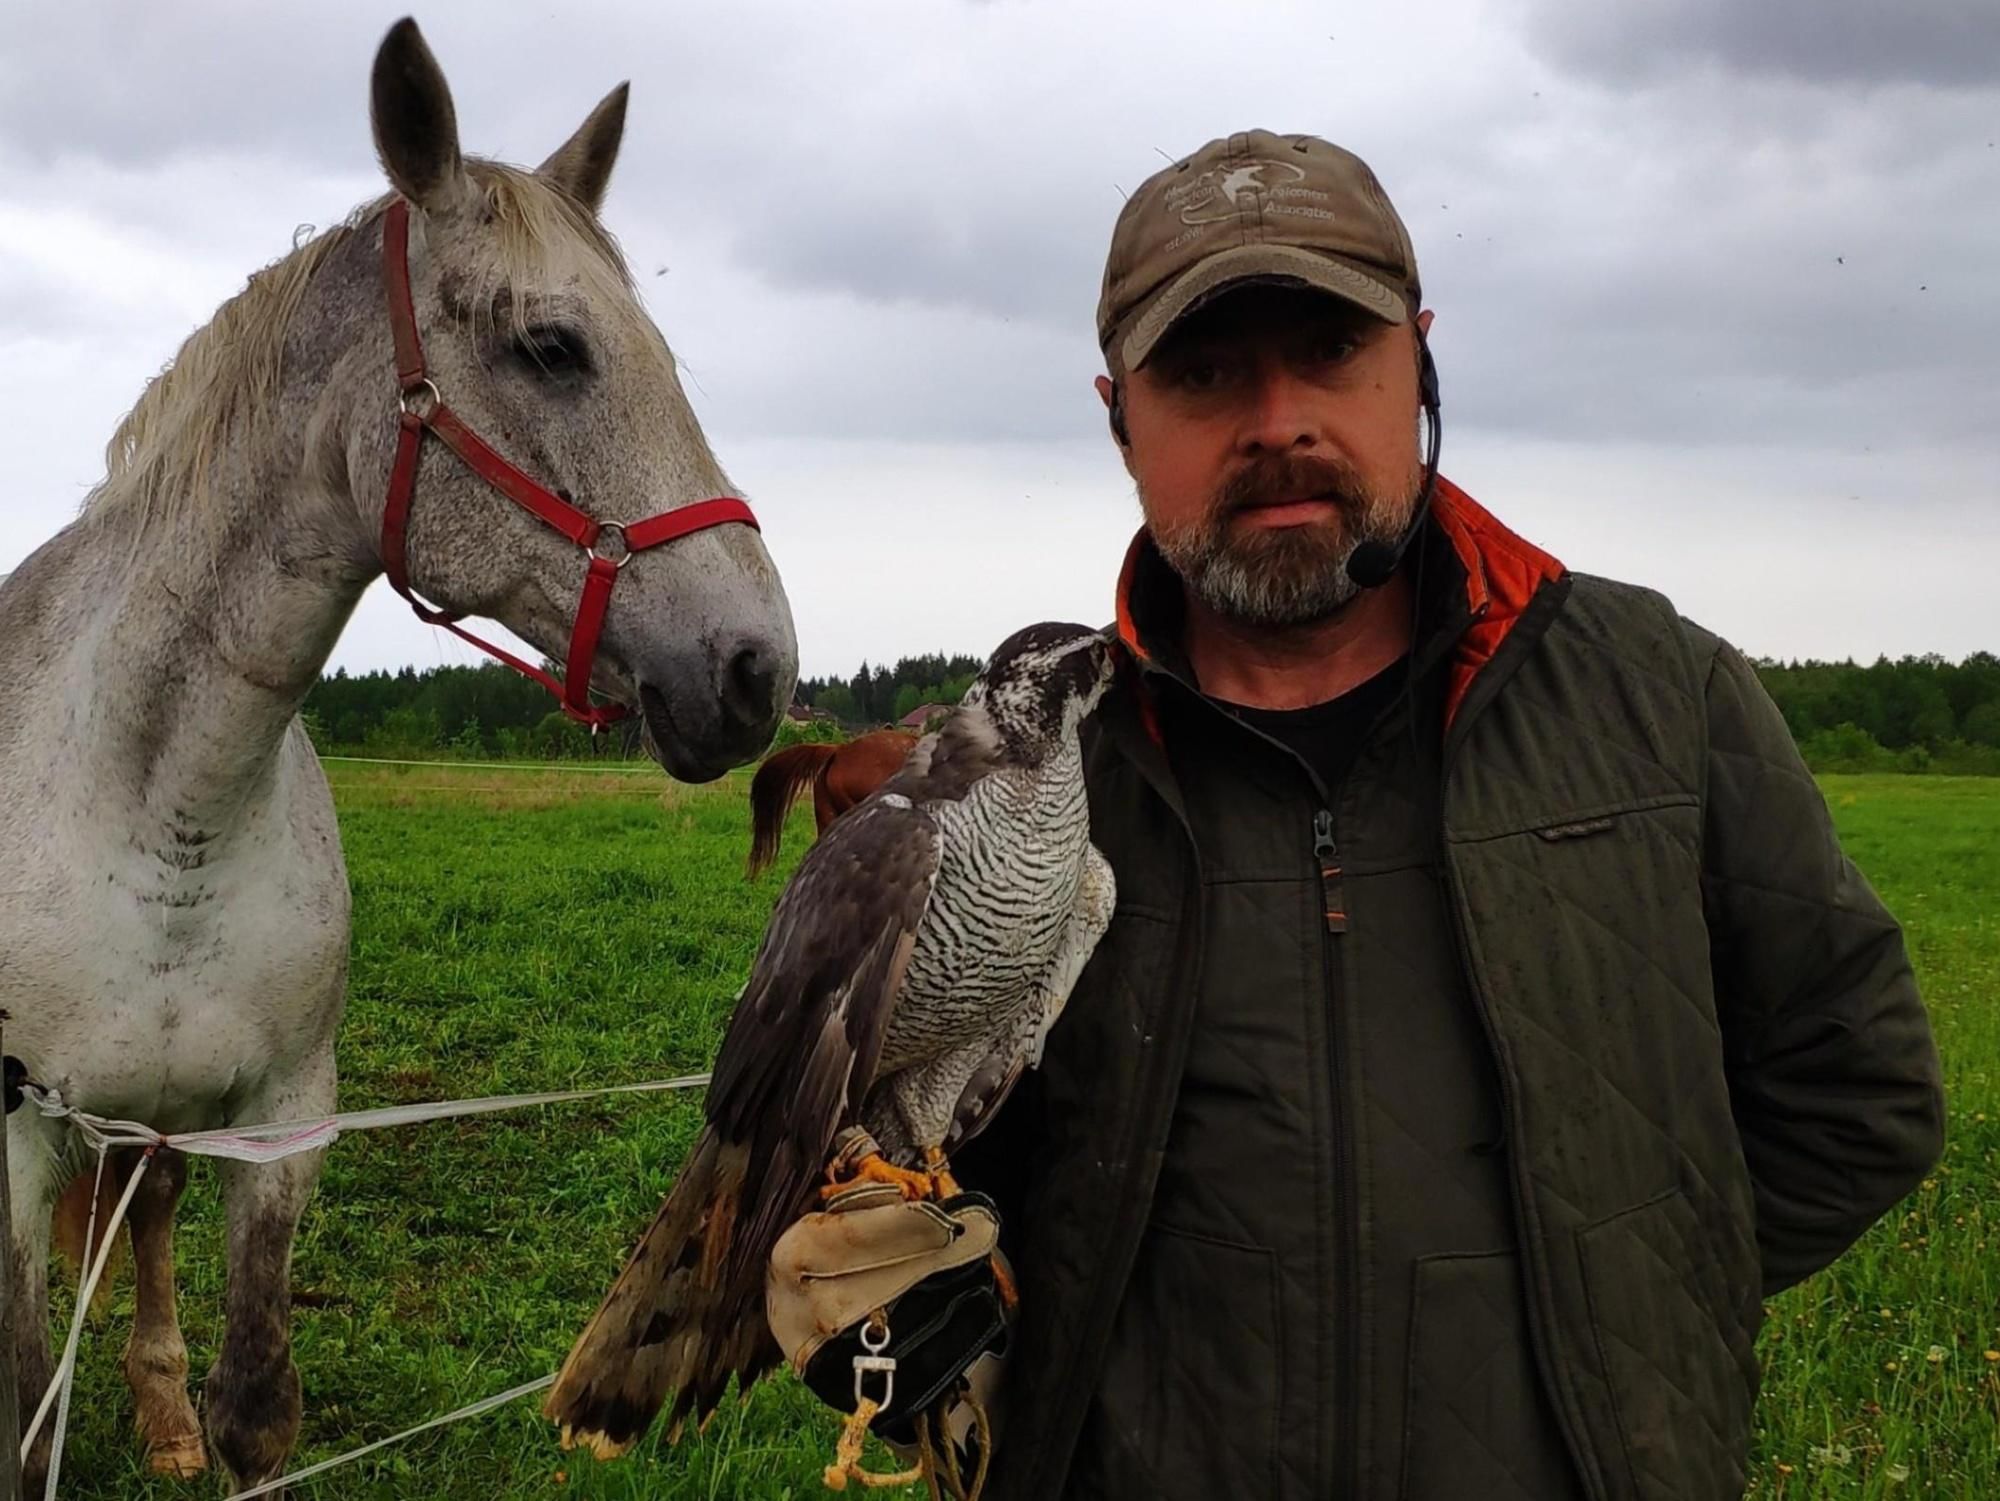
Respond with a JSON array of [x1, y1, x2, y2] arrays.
[[768, 1176, 1013, 1468]]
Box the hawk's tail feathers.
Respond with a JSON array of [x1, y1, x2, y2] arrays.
[[543, 1129, 757, 1458]]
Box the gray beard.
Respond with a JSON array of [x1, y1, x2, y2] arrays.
[[1150, 488, 1410, 629]]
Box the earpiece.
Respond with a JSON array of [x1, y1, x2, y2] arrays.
[[1108, 381, 1131, 447]]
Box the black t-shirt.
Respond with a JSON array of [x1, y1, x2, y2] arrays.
[[1217, 655, 1412, 793]]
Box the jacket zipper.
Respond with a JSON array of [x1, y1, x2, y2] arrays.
[[1314, 806, 1358, 1499]]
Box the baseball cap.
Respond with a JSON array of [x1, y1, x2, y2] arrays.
[[1097, 129, 1421, 372]]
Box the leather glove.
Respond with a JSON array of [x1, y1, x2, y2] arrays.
[[768, 1176, 1013, 1456]]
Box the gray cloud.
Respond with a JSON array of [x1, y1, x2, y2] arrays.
[[3, 0, 1994, 678], [7, 1, 1990, 457], [1515, 0, 2000, 88]]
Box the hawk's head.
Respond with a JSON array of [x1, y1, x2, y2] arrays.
[[961, 622, 1116, 761]]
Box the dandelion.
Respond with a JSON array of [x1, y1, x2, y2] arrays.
[[1886, 1462, 1911, 1485], [1927, 1344, 1948, 1364], [1984, 1350, 2000, 1362], [1885, 1360, 1900, 1372]]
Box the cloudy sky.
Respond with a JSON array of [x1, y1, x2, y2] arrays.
[[2, 0, 1994, 683]]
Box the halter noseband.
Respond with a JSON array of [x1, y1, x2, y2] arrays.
[[377, 197, 757, 728]]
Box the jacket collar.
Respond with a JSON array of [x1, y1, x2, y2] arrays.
[[1111, 476, 1566, 733]]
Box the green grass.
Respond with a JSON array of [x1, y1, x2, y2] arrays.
[[46, 768, 2000, 1498]]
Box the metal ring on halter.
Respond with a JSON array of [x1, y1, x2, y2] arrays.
[[588, 520, 633, 570], [397, 378, 441, 418]]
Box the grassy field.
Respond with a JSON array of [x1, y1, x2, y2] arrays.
[[47, 766, 2000, 1498]]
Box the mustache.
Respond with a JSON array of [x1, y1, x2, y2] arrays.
[[1215, 453, 1374, 518]]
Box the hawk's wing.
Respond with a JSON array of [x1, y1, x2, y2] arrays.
[[706, 794, 944, 1276]]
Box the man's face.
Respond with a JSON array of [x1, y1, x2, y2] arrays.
[[1105, 284, 1431, 628]]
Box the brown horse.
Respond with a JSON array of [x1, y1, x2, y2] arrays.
[[747, 728, 916, 875]]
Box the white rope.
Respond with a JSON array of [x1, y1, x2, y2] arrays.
[[21, 1147, 152, 1483], [17, 1068, 712, 1491], [218, 1372, 558, 1500], [26, 1072, 712, 1164], [317, 754, 659, 774]]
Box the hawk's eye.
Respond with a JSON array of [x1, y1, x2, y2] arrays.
[[511, 325, 591, 379]]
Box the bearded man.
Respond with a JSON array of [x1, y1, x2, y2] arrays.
[[936, 129, 1944, 1501]]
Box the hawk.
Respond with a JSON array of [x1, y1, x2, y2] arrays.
[[546, 621, 1119, 1456]]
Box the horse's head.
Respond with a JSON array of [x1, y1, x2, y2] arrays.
[[353, 19, 796, 781]]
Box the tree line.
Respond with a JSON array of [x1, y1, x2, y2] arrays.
[[301, 652, 990, 760], [794, 653, 986, 728], [1755, 652, 2000, 774], [302, 653, 2000, 771]]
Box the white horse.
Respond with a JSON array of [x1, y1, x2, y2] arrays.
[[0, 18, 796, 1489]]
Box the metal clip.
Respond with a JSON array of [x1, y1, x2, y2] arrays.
[[853, 1312, 897, 1412]]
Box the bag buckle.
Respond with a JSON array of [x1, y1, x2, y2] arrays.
[[852, 1312, 897, 1413]]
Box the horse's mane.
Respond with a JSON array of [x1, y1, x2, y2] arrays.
[[82, 161, 636, 539]]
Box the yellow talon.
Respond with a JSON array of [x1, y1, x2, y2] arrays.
[[822, 1151, 934, 1203], [922, 1145, 962, 1201]]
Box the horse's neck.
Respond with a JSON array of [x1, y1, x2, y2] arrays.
[[70, 443, 372, 844]]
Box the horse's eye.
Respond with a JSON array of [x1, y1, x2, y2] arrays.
[[512, 326, 591, 378]]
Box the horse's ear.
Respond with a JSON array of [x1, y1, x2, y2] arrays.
[[536, 83, 629, 215], [370, 18, 471, 214]]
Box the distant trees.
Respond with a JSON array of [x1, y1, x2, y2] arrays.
[[303, 664, 634, 759], [299, 652, 986, 759], [299, 652, 2000, 773], [1755, 653, 2000, 774], [795, 654, 983, 729]]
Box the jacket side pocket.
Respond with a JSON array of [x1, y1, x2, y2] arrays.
[[1579, 1189, 1753, 1501], [1400, 1250, 1582, 1500], [1084, 1223, 1282, 1500]]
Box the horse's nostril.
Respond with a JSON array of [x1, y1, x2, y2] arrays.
[[724, 643, 779, 727]]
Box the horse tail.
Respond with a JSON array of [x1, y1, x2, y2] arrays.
[[747, 743, 839, 877], [52, 1162, 128, 1318]]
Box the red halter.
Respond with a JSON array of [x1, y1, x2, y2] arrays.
[[377, 197, 757, 727]]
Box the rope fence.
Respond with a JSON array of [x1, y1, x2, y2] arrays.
[[318, 754, 665, 775], [19, 1069, 714, 1499]]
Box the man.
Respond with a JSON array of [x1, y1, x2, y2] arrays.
[[940, 129, 1944, 1500]]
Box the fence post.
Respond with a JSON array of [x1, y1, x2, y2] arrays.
[[0, 1009, 19, 1501]]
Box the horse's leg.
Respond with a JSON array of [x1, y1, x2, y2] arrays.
[[122, 1146, 205, 1476], [206, 1050, 334, 1489], [9, 1109, 67, 1491]]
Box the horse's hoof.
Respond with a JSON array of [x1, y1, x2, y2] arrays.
[[147, 1431, 208, 1478]]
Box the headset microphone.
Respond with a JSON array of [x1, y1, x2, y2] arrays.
[[1108, 381, 1130, 447], [1345, 332, 1441, 590]]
